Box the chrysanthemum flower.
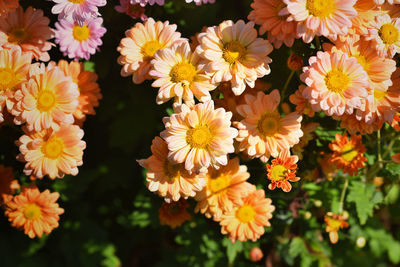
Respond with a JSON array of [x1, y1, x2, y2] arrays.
[[220, 188, 275, 242], [0, 165, 19, 204], [12, 66, 79, 131], [5, 186, 64, 238], [366, 14, 400, 58], [131, 0, 165, 6], [392, 153, 400, 163], [161, 101, 238, 173], [235, 90, 303, 162], [350, 0, 380, 36], [197, 20, 273, 95], [158, 199, 191, 229], [115, 0, 147, 21], [56, 60, 102, 124], [248, 0, 297, 48], [391, 113, 400, 131], [333, 114, 383, 135], [0, 0, 19, 18], [150, 41, 216, 104], [292, 122, 319, 159], [284, 0, 357, 43], [195, 157, 252, 221], [17, 124, 86, 179], [301, 51, 369, 116], [138, 136, 206, 202], [382, 2, 400, 18], [0, 7, 53, 61], [51, 0, 106, 25], [329, 133, 367, 176], [117, 18, 184, 84], [324, 212, 349, 244], [55, 17, 106, 60], [289, 85, 315, 117], [266, 150, 300, 192]]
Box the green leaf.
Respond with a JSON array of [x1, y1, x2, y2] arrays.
[[83, 61, 95, 72], [385, 185, 400, 204], [222, 238, 243, 264], [388, 240, 400, 264], [386, 162, 400, 175], [289, 237, 305, 258]]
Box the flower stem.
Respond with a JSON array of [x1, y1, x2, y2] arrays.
[[281, 70, 295, 101], [338, 178, 349, 214], [315, 36, 322, 50], [377, 130, 382, 169]]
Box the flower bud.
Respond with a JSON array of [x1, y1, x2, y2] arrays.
[[314, 200, 322, 207], [249, 247, 263, 262], [303, 211, 312, 220], [356, 236, 366, 248], [287, 54, 303, 71], [281, 102, 291, 114]]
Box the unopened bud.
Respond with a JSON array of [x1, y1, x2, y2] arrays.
[[342, 211, 349, 220], [287, 54, 303, 71], [249, 247, 263, 262], [303, 211, 312, 220], [356, 236, 366, 248], [314, 200, 322, 207], [281, 102, 291, 114]]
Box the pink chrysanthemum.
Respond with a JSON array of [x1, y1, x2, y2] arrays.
[[197, 20, 273, 95], [235, 90, 303, 162], [115, 0, 147, 21], [0, 7, 53, 61], [160, 101, 238, 173], [55, 17, 106, 60], [248, 0, 297, 48], [301, 51, 369, 116], [0, 0, 19, 18], [131, 0, 165, 6], [17, 124, 86, 179], [51, 0, 106, 25], [284, 0, 357, 43], [150, 41, 216, 104]]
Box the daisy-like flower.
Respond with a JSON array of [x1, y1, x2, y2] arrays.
[[333, 114, 383, 135], [197, 20, 273, 95], [56, 60, 102, 124], [329, 133, 367, 176], [248, 0, 297, 48], [16, 124, 86, 179], [292, 122, 319, 159], [0, 165, 19, 204], [161, 101, 238, 173], [324, 212, 349, 244], [0, 0, 19, 18], [118, 19, 184, 85], [301, 51, 369, 117], [195, 157, 252, 221], [220, 188, 275, 242], [235, 90, 303, 162], [284, 0, 357, 43], [366, 14, 400, 58], [4, 186, 64, 238], [0, 7, 53, 61], [12, 66, 79, 131], [289, 85, 315, 117], [266, 149, 300, 192], [138, 136, 206, 203], [115, 0, 147, 21], [55, 17, 106, 60], [349, 0, 380, 36], [132, 0, 165, 6], [158, 199, 191, 229], [150, 41, 216, 105], [51, 0, 106, 25]]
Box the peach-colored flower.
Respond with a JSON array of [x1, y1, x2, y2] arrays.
[[158, 199, 191, 229], [248, 0, 297, 48], [324, 212, 349, 244], [17, 124, 86, 179], [301, 51, 369, 116], [56, 60, 102, 125], [284, 0, 357, 43], [392, 153, 400, 163], [266, 149, 300, 192], [292, 122, 319, 159], [350, 0, 380, 36], [150, 41, 216, 104], [249, 248, 264, 262], [0, 165, 19, 204], [382, 2, 400, 19], [289, 85, 315, 117], [235, 90, 303, 162], [333, 113, 383, 135], [5, 186, 64, 238], [195, 157, 252, 221], [220, 188, 275, 242], [0, 7, 53, 61], [117, 18, 184, 84], [161, 101, 238, 173], [0, 0, 19, 18], [197, 20, 273, 95], [138, 136, 206, 202], [12, 65, 79, 131]]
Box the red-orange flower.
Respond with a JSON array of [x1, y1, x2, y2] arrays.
[[266, 150, 300, 192], [158, 199, 191, 229], [392, 153, 400, 164], [324, 212, 349, 244]]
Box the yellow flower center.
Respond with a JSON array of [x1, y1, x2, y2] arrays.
[[208, 174, 230, 194], [170, 62, 197, 84], [354, 54, 369, 72], [23, 203, 42, 221], [72, 25, 90, 42], [69, 0, 85, 3], [257, 112, 281, 137], [141, 40, 163, 59], [8, 27, 29, 44], [379, 23, 399, 45], [223, 41, 246, 64], [163, 159, 181, 180], [374, 89, 387, 100], [42, 137, 65, 159], [270, 164, 287, 181], [37, 90, 56, 112], [306, 0, 335, 18], [325, 69, 350, 93], [235, 204, 256, 224], [0, 67, 18, 91], [340, 143, 358, 163], [327, 218, 342, 231], [186, 125, 213, 149]]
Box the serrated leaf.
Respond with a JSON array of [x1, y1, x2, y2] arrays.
[[222, 238, 243, 264]]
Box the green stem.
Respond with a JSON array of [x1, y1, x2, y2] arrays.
[[338, 178, 349, 214], [315, 36, 322, 50], [377, 130, 382, 168], [281, 70, 295, 100]]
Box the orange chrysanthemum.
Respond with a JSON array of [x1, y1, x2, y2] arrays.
[[17, 124, 86, 179], [195, 157, 252, 221], [329, 133, 367, 176], [289, 85, 315, 117], [349, 0, 380, 36], [138, 136, 206, 202], [392, 153, 400, 163], [391, 113, 400, 131], [0, 165, 19, 204], [324, 212, 349, 244], [158, 199, 191, 229], [220, 188, 275, 242], [333, 113, 383, 135], [0, 0, 19, 18], [266, 149, 300, 192], [0, 7, 53, 61], [5, 186, 64, 238]]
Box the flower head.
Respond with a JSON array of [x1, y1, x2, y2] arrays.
[[115, 0, 147, 21], [324, 212, 349, 244], [266, 149, 300, 192], [131, 0, 165, 6], [333, 113, 383, 135], [158, 199, 191, 229], [289, 85, 315, 117], [51, 0, 106, 25], [0, 165, 19, 204]]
